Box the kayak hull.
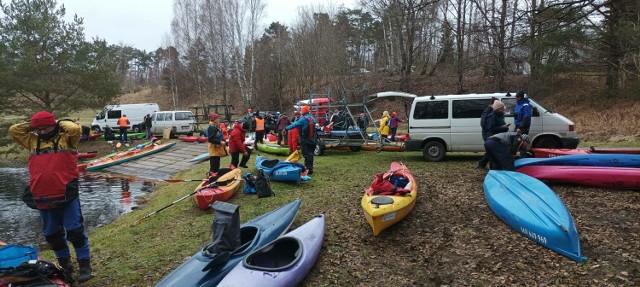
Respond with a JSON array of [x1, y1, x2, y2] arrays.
[[515, 153, 640, 169], [256, 143, 290, 156], [218, 215, 325, 287], [155, 199, 302, 287], [180, 136, 208, 143], [517, 165, 640, 190], [484, 170, 586, 262], [193, 169, 243, 210], [255, 155, 304, 183], [361, 162, 417, 236], [84, 142, 176, 171]]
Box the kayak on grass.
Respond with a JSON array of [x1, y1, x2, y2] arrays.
[[516, 165, 640, 190], [255, 155, 307, 183], [193, 168, 243, 210]]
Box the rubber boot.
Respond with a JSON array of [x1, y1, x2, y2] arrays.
[[78, 258, 93, 282], [58, 257, 74, 274]]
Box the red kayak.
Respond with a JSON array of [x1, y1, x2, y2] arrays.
[[193, 169, 242, 210], [517, 165, 640, 190], [89, 133, 101, 140], [533, 147, 640, 158], [179, 136, 208, 143], [391, 134, 410, 141]]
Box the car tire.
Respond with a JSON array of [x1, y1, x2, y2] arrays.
[[132, 125, 141, 133], [422, 141, 446, 162], [314, 141, 325, 156], [533, 136, 562, 149], [92, 126, 101, 134], [349, 146, 362, 152]]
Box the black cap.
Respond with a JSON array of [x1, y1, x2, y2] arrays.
[[515, 91, 525, 98]]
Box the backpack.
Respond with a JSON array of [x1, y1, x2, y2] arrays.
[[255, 170, 275, 198], [242, 173, 257, 194]]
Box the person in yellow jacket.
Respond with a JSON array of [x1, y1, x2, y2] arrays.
[[378, 110, 390, 142], [205, 113, 228, 177], [8, 111, 93, 282]]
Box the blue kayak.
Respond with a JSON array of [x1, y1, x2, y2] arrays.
[[484, 170, 586, 262], [218, 215, 325, 287], [189, 152, 210, 163], [256, 155, 306, 183], [515, 153, 640, 169], [155, 199, 302, 287]]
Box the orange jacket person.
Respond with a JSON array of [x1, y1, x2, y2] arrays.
[[117, 114, 130, 142], [8, 111, 94, 282]]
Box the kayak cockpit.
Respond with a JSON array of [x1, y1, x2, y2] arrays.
[[242, 237, 302, 271]]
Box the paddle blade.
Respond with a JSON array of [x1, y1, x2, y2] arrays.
[[286, 150, 300, 163]]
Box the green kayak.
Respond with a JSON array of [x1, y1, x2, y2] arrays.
[[98, 132, 146, 139], [256, 142, 290, 156]]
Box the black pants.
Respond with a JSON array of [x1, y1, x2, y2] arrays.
[[300, 138, 315, 173], [119, 127, 128, 142], [390, 127, 397, 141], [277, 130, 288, 146], [209, 156, 221, 174], [478, 135, 490, 167], [255, 130, 264, 144], [484, 138, 515, 171], [231, 149, 251, 167]]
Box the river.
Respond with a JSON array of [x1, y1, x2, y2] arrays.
[[0, 167, 156, 245]]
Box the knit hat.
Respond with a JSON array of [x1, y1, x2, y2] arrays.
[[30, 111, 56, 128], [392, 111, 397, 116], [209, 113, 219, 121], [301, 105, 310, 114], [515, 91, 525, 98], [492, 101, 505, 110], [294, 111, 300, 115]]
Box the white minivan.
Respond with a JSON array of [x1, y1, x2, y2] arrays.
[[150, 111, 195, 135], [91, 103, 159, 133], [371, 91, 580, 161]]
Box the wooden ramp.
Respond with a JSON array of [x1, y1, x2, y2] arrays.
[[102, 140, 208, 180]]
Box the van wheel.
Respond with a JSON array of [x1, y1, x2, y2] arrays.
[[132, 125, 141, 133], [423, 141, 446, 162], [92, 126, 101, 134], [534, 137, 561, 149], [349, 146, 361, 152]]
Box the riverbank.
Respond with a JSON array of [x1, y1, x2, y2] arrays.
[[34, 140, 640, 286]]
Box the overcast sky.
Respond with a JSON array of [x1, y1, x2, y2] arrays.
[[58, 0, 357, 52]]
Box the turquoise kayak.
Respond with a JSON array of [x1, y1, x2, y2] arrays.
[[155, 199, 302, 287], [84, 142, 176, 171]]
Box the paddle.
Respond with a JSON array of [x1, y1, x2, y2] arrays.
[[163, 179, 208, 183], [136, 183, 219, 224]]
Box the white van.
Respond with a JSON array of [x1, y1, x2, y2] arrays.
[[150, 111, 195, 135], [372, 91, 580, 161], [92, 103, 159, 133]]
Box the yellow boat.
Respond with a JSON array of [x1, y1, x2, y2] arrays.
[[361, 162, 417, 236]]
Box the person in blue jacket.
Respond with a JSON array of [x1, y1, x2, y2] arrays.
[[285, 105, 317, 174], [513, 91, 532, 135]]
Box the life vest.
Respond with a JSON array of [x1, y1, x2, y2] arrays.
[[117, 117, 129, 128], [220, 123, 229, 140], [27, 136, 79, 209], [301, 115, 315, 139], [255, 118, 265, 131]]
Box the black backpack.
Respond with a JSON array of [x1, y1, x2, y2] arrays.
[[255, 170, 275, 198]]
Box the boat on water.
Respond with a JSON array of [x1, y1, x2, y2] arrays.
[[193, 168, 243, 210], [218, 214, 325, 287], [515, 153, 640, 169], [83, 142, 176, 171], [255, 155, 306, 183], [516, 165, 640, 190], [484, 170, 586, 262], [155, 199, 302, 287], [361, 162, 417, 236], [256, 142, 290, 156]]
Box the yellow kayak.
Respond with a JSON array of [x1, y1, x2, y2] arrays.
[[361, 162, 417, 236]]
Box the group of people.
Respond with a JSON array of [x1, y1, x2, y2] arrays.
[[205, 105, 317, 178], [376, 110, 403, 142], [479, 91, 533, 171]]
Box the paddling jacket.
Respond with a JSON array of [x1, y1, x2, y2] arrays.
[[490, 132, 526, 155], [378, 115, 390, 135], [390, 115, 402, 128], [514, 98, 532, 128], [286, 113, 316, 139], [206, 123, 228, 157], [229, 122, 247, 154], [484, 111, 508, 140], [9, 121, 81, 210], [480, 105, 493, 139]]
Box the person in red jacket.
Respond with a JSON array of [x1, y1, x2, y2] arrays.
[[8, 111, 93, 282], [229, 121, 251, 168], [287, 111, 301, 153]]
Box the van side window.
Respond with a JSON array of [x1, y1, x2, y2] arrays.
[[157, 113, 166, 121], [175, 112, 192, 120], [452, 99, 490, 118], [414, 101, 448, 120], [107, 110, 121, 119], [166, 113, 173, 121], [502, 98, 540, 117]]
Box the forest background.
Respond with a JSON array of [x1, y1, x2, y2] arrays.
[[1, 0, 639, 154]]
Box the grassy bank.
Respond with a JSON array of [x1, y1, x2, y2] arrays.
[[36, 144, 640, 286]]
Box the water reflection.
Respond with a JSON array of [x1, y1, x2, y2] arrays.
[[0, 168, 156, 245]]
